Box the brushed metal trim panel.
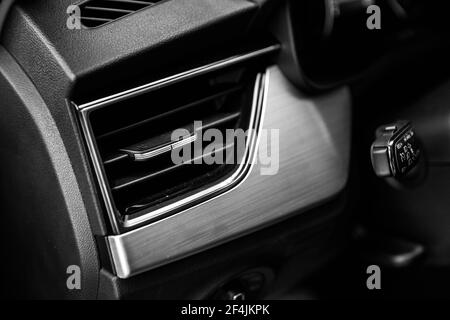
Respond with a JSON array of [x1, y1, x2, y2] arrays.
[[107, 66, 351, 279]]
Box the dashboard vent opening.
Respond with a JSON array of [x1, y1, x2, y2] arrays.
[[76, 57, 269, 232], [79, 0, 164, 28]]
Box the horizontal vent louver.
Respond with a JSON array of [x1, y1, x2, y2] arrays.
[[79, 0, 164, 28], [82, 64, 263, 229]]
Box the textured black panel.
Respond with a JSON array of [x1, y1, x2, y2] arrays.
[[0, 47, 100, 299], [2, 0, 257, 104]]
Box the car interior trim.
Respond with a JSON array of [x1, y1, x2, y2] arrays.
[[106, 66, 351, 279]]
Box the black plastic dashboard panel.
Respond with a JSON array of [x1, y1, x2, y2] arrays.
[[2, 0, 259, 103], [0, 47, 99, 299]]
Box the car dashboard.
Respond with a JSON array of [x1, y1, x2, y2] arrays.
[[0, 0, 449, 300]]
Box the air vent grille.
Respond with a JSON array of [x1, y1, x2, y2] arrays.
[[79, 0, 164, 28], [77, 66, 267, 232], [92, 67, 253, 217], [75, 45, 278, 232]]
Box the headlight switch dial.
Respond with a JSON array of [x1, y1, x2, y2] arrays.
[[371, 120, 421, 179]]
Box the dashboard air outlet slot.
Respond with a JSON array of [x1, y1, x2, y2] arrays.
[[79, 0, 164, 28], [75, 44, 278, 233]]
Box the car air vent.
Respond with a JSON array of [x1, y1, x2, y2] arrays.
[[79, 0, 164, 28], [74, 46, 276, 232]]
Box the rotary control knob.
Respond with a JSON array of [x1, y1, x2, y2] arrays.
[[370, 120, 421, 179]]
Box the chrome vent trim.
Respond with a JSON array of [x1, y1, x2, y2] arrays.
[[73, 44, 279, 234]]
